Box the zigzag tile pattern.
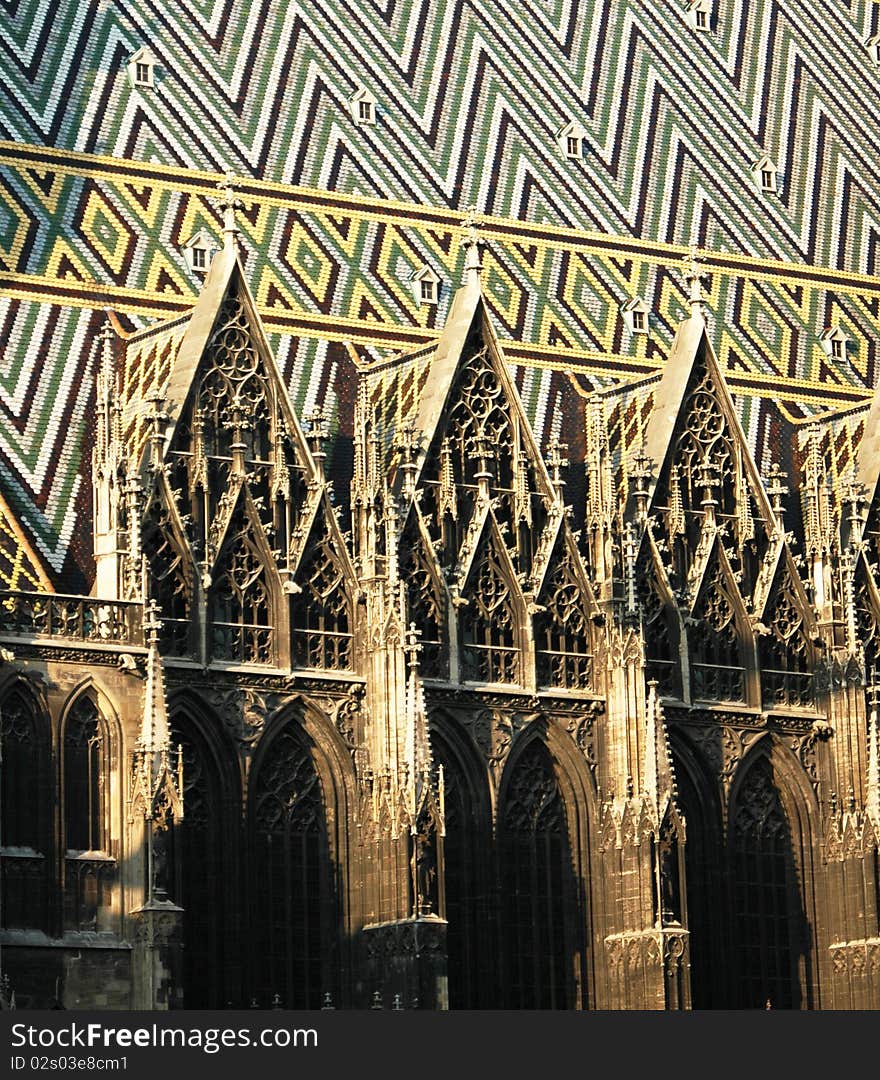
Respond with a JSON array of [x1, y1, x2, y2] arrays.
[[2, 1, 880, 582]]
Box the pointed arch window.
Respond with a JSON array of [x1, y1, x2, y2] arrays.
[[171, 711, 230, 1008], [690, 561, 746, 702], [432, 733, 493, 1008], [637, 553, 680, 697], [534, 545, 592, 690], [250, 722, 337, 1008], [399, 521, 446, 678], [500, 741, 580, 1008], [292, 521, 352, 671], [142, 484, 192, 656], [759, 571, 814, 708], [460, 537, 520, 684], [1, 690, 49, 930], [64, 696, 103, 853], [192, 293, 274, 480], [62, 695, 116, 932], [211, 511, 274, 664], [730, 758, 808, 1008]]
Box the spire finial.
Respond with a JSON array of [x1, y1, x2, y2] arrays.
[[630, 441, 653, 523], [683, 244, 706, 320], [764, 461, 788, 527], [216, 170, 243, 248], [461, 205, 483, 281]]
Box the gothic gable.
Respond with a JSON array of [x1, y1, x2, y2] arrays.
[[633, 323, 773, 601], [397, 275, 556, 584]]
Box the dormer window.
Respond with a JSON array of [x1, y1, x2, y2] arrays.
[[820, 326, 848, 362], [867, 35, 880, 66], [751, 154, 778, 194], [687, 0, 712, 32], [350, 88, 377, 126], [127, 47, 156, 89], [621, 297, 651, 336], [557, 120, 586, 160], [412, 265, 441, 307], [182, 230, 216, 274]]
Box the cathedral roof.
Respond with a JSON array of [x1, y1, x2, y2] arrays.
[[3, 4, 880, 586]]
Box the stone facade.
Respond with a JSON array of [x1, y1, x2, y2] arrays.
[[1, 211, 879, 1011]]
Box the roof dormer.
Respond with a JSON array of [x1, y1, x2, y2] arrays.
[[687, 0, 713, 32], [182, 230, 217, 275], [350, 87, 377, 127], [751, 153, 778, 194], [621, 296, 651, 335], [557, 120, 587, 161], [412, 264, 441, 307], [819, 325, 848, 361], [127, 47, 157, 89]]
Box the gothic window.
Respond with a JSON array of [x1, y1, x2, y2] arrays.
[[500, 741, 579, 1009], [399, 521, 446, 678], [433, 733, 493, 1008], [199, 294, 273, 464], [638, 559, 680, 696], [420, 336, 521, 560], [759, 571, 814, 709], [171, 713, 230, 1008], [211, 510, 274, 664], [730, 758, 808, 1009], [690, 561, 746, 702], [0, 691, 49, 930], [291, 520, 352, 671], [63, 697, 103, 853], [674, 757, 727, 1008], [534, 545, 592, 691], [250, 723, 336, 1008], [446, 345, 513, 488], [460, 536, 520, 684], [62, 696, 116, 933], [142, 485, 192, 656], [653, 357, 746, 571]]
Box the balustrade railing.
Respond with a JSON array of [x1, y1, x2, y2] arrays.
[[0, 591, 142, 646]]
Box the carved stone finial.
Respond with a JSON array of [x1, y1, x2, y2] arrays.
[[397, 417, 419, 499], [546, 437, 569, 498], [683, 245, 707, 320], [304, 408, 329, 474], [143, 389, 170, 477], [215, 171, 243, 248], [468, 428, 495, 498], [764, 461, 788, 525], [461, 205, 483, 281], [630, 442, 653, 522], [143, 598, 163, 647], [841, 467, 866, 549]]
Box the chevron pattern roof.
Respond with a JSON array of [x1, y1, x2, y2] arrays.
[[2, 0, 880, 585]]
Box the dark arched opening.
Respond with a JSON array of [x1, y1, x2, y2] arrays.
[[671, 738, 728, 1008], [730, 755, 809, 1008], [498, 737, 580, 1009], [0, 688, 50, 931], [170, 708, 236, 1008], [248, 716, 338, 1008], [430, 724, 493, 1008]]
